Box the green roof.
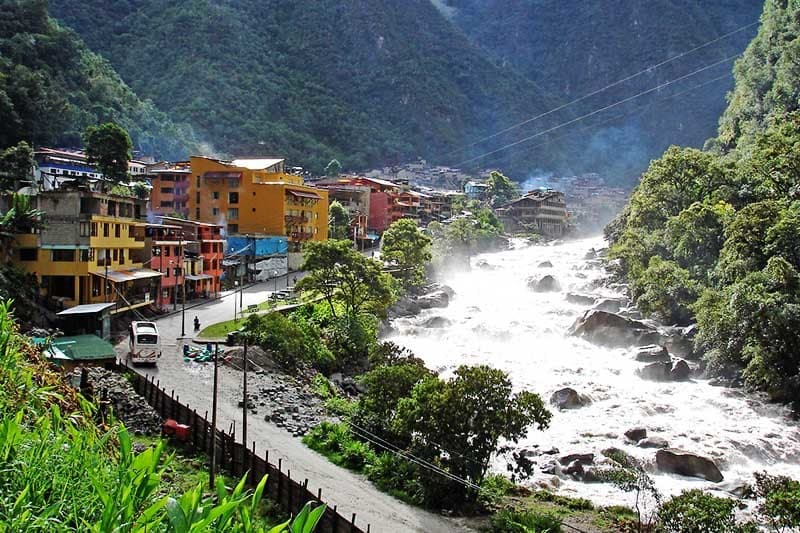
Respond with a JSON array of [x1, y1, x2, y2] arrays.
[[48, 335, 116, 361]]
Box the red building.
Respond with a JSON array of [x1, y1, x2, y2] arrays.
[[145, 224, 190, 310], [317, 176, 400, 234], [160, 217, 224, 298]]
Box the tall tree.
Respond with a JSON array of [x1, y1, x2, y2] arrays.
[[296, 240, 396, 319], [487, 170, 518, 207], [0, 141, 34, 191], [324, 159, 342, 178], [381, 218, 432, 288], [83, 122, 132, 184], [328, 200, 349, 240]]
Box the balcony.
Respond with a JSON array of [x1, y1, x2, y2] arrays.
[[289, 231, 314, 241], [284, 214, 310, 225]]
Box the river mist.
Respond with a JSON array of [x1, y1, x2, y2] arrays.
[[387, 236, 800, 504]]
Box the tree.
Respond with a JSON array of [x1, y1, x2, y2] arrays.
[[296, 240, 397, 320], [381, 219, 432, 288], [243, 312, 333, 369], [328, 200, 349, 240], [487, 170, 519, 207], [394, 365, 551, 506], [632, 257, 700, 326], [0, 193, 44, 264], [0, 141, 33, 191], [752, 471, 800, 531], [658, 490, 741, 533], [84, 122, 132, 185], [324, 159, 342, 178]]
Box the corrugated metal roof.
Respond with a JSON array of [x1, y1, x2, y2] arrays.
[[50, 335, 115, 361], [57, 303, 116, 315]]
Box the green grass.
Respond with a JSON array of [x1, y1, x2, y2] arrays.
[[197, 318, 245, 339]]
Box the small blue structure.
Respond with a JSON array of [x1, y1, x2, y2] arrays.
[[227, 235, 288, 257]]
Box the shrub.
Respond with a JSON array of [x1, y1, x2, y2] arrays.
[[753, 471, 800, 531], [365, 452, 425, 506], [491, 508, 562, 533], [302, 421, 377, 471], [658, 489, 738, 532]]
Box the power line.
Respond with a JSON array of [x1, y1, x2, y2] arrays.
[[446, 20, 758, 158], [454, 53, 740, 167], [485, 72, 735, 168]]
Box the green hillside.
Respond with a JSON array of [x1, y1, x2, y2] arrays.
[[443, 0, 762, 181], [607, 0, 800, 404], [0, 0, 195, 159], [48, 0, 559, 174]]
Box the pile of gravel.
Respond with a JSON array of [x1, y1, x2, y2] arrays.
[[74, 367, 163, 436]]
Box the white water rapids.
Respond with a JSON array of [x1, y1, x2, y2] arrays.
[[386, 236, 800, 505]]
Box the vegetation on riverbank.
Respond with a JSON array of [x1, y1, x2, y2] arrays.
[[607, 0, 800, 407], [0, 299, 324, 531]]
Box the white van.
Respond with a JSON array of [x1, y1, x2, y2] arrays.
[[128, 321, 161, 365]]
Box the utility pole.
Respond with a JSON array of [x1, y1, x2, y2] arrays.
[[180, 233, 186, 338], [210, 342, 219, 488], [104, 250, 108, 303], [242, 338, 248, 448]]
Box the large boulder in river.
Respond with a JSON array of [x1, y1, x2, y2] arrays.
[[550, 388, 591, 409], [593, 297, 630, 313], [416, 290, 449, 309], [423, 316, 451, 329], [567, 293, 596, 306], [624, 427, 648, 442], [570, 310, 661, 348], [528, 275, 562, 292], [670, 360, 692, 381], [389, 296, 422, 318], [638, 436, 669, 449], [656, 449, 723, 482], [638, 360, 692, 382], [538, 260, 554, 268], [635, 345, 671, 363]]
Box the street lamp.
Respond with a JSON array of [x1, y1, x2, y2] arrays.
[[180, 232, 186, 338], [273, 270, 279, 293]]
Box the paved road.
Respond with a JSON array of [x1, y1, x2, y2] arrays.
[[116, 278, 469, 532]]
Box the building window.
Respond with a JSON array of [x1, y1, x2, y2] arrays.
[[164, 246, 170, 257], [227, 208, 239, 220], [153, 246, 161, 256], [173, 246, 180, 256], [212, 191, 219, 200], [19, 248, 37, 261], [252, 208, 256, 212], [228, 223, 238, 234], [173, 267, 181, 277], [112, 249, 118, 262], [91, 222, 98, 237], [103, 223, 109, 237], [80, 249, 93, 262], [196, 192, 200, 203], [160, 201, 173, 208], [196, 208, 200, 219], [161, 187, 174, 194], [115, 224, 120, 238], [80, 222, 91, 237], [212, 208, 219, 216], [196, 176, 201, 187], [229, 192, 239, 204], [51, 249, 76, 262]]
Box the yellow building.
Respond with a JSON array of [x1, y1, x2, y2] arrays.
[[12, 190, 162, 313], [188, 157, 328, 251]]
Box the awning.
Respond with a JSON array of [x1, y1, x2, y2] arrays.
[[185, 274, 213, 281], [286, 190, 321, 200], [49, 335, 115, 361], [57, 302, 116, 316], [92, 268, 163, 283], [204, 171, 242, 179]]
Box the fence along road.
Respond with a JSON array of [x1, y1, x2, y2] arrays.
[[114, 285, 471, 532]]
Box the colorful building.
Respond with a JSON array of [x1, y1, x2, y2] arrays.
[[146, 162, 191, 218], [12, 189, 162, 314], [316, 175, 400, 234], [187, 157, 328, 252], [159, 216, 224, 298], [143, 223, 189, 310]]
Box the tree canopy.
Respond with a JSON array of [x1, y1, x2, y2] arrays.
[[328, 201, 349, 240], [381, 219, 432, 288], [84, 122, 132, 183]]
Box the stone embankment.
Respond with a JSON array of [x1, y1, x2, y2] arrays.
[[74, 367, 163, 435]]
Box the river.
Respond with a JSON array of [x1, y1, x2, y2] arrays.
[[386, 236, 800, 505]]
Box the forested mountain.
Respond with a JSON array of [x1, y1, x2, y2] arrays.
[[48, 0, 560, 174], [442, 0, 762, 181], [607, 0, 800, 404], [0, 0, 195, 159], [48, 0, 761, 182]]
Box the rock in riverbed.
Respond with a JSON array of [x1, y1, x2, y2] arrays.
[[528, 275, 562, 292], [656, 448, 723, 482], [570, 310, 661, 348], [566, 293, 596, 306], [416, 290, 450, 309], [635, 345, 671, 363], [624, 427, 648, 442], [550, 387, 592, 409]]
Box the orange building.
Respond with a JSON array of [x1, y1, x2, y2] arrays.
[[188, 157, 328, 251]]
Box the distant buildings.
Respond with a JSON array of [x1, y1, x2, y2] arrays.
[[159, 217, 224, 298], [146, 161, 191, 218], [497, 189, 569, 237], [34, 147, 148, 191]]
